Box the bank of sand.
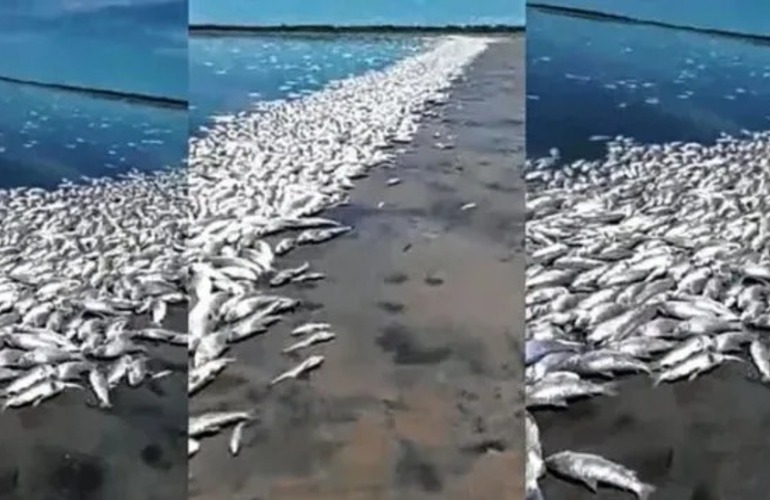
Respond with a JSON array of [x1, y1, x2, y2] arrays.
[[537, 365, 770, 499], [0, 310, 187, 500], [189, 36, 525, 500]]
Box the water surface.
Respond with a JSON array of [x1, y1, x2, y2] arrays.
[[189, 35, 427, 130], [527, 9, 770, 160], [0, 1, 186, 98], [533, 0, 770, 38], [0, 82, 186, 189]]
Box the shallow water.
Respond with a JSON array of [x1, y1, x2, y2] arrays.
[[526, 9, 770, 160], [189, 35, 428, 130], [0, 81, 186, 189]]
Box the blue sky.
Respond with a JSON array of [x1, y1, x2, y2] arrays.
[[190, 0, 525, 26], [535, 0, 770, 36]]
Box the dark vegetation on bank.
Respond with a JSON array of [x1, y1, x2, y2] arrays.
[[529, 3, 770, 44], [189, 24, 525, 37], [0, 75, 188, 110]]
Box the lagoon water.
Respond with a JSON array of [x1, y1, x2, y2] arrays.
[[0, 82, 186, 189], [0, 1, 187, 190], [526, 9, 770, 160], [189, 35, 427, 131]]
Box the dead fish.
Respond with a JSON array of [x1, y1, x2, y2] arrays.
[[229, 420, 247, 456], [270, 355, 325, 386], [291, 322, 332, 336], [283, 331, 336, 354], [654, 352, 743, 385], [545, 450, 656, 500], [189, 411, 253, 438], [296, 226, 352, 245], [88, 368, 111, 408], [749, 339, 770, 383]]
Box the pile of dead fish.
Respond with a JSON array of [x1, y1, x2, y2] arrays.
[[186, 36, 492, 461], [0, 170, 187, 411], [523, 131, 770, 499]]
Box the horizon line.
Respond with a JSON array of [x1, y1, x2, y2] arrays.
[[189, 23, 525, 36], [529, 3, 770, 44], [0, 75, 187, 110]]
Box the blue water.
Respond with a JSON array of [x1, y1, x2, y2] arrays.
[[0, 1, 187, 190], [534, 0, 770, 38], [191, 0, 524, 27], [189, 35, 426, 131], [0, 82, 186, 189], [0, 1, 186, 99], [527, 9, 770, 160]]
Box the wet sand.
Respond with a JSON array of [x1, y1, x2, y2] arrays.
[[190, 36, 525, 500], [0, 309, 187, 500], [536, 364, 770, 499]]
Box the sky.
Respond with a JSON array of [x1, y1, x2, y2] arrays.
[[534, 0, 770, 37], [190, 0, 525, 26]]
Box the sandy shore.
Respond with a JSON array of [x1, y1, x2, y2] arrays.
[[189, 36, 525, 500], [0, 310, 187, 500], [537, 365, 770, 499]]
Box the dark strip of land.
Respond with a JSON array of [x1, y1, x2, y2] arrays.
[[529, 3, 770, 44], [0, 75, 188, 110], [189, 24, 524, 36]]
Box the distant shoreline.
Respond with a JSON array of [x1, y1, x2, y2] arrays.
[[0, 75, 188, 110], [529, 3, 770, 44], [189, 24, 525, 36]]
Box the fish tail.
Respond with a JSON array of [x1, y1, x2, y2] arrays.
[[602, 381, 620, 396], [526, 487, 545, 500], [637, 482, 656, 500]]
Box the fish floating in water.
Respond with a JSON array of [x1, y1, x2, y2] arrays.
[[525, 132, 770, 496]]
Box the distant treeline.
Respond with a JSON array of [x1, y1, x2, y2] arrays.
[[0, 75, 188, 109], [189, 24, 524, 36], [529, 3, 770, 44]]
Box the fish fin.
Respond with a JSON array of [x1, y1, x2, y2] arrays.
[[687, 371, 700, 382], [651, 374, 665, 387], [637, 482, 656, 500], [582, 478, 598, 493]]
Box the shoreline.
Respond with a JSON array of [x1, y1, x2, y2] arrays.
[[189, 24, 524, 37], [528, 3, 770, 45], [0, 75, 188, 110], [189, 38, 525, 500]]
